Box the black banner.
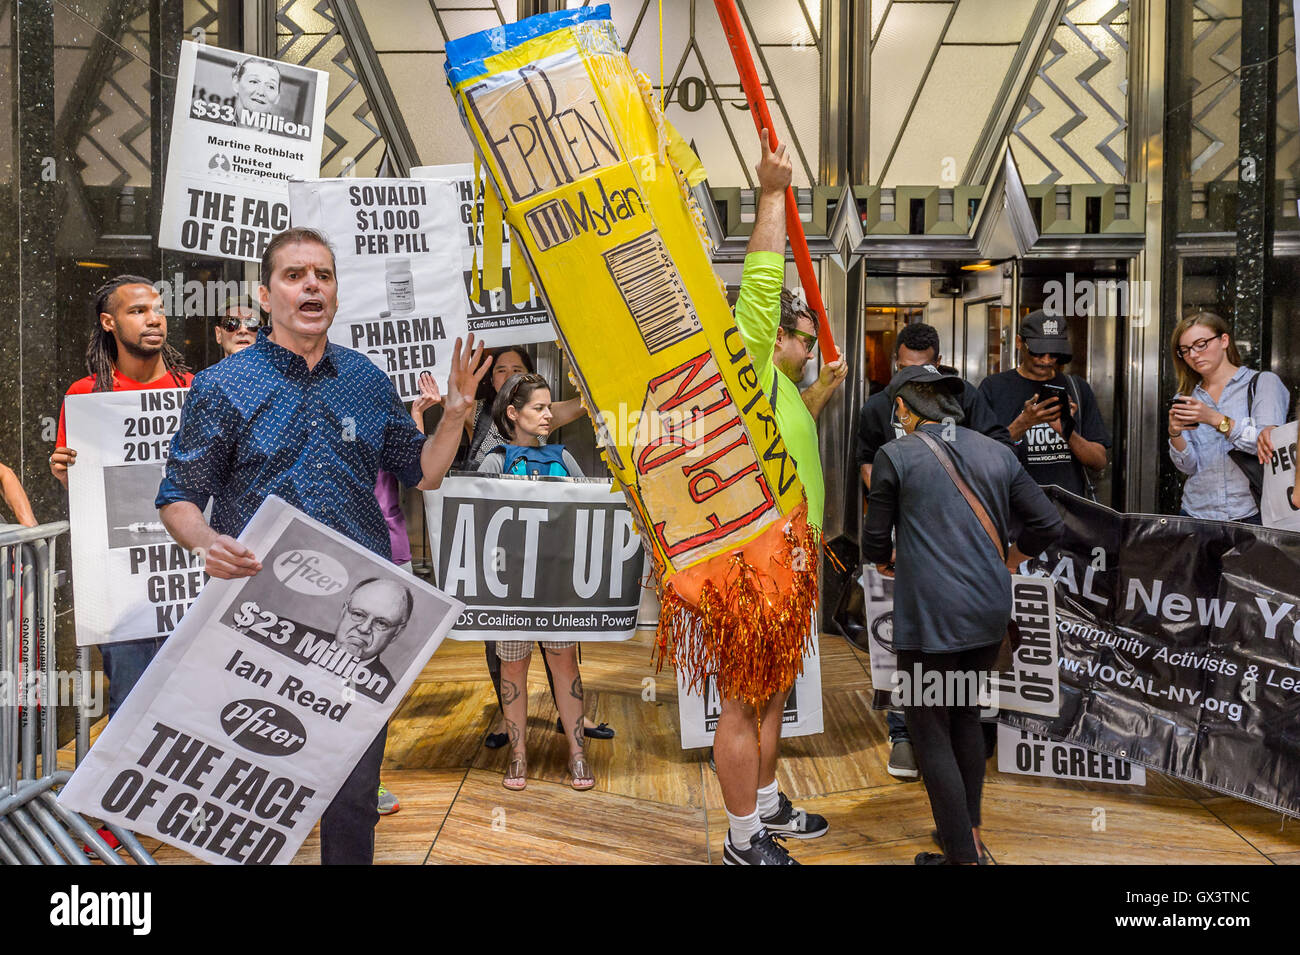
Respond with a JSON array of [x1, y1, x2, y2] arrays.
[[1007, 488, 1300, 816]]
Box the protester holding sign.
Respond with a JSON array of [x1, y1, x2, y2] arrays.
[[156, 226, 492, 864], [52, 275, 194, 718], [863, 364, 1062, 865], [469, 372, 594, 791], [1168, 312, 1288, 523]]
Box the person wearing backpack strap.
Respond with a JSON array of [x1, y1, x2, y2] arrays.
[[1169, 312, 1289, 523], [862, 364, 1063, 864], [477, 372, 595, 792]]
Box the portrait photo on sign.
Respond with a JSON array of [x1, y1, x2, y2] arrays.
[[103, 463, 172, 548], [189, 46, 318, 140], [213, 518, 453, 703]]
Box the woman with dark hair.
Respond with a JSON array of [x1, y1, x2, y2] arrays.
[[478, 372, 595, 791], [1168, 311, 1289, 523], [461, 347, 584, 468], [862, 365, 1062, 864]]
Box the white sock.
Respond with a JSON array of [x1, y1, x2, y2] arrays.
[[726, 809, 762, 849], [756, 780, 780, 818]]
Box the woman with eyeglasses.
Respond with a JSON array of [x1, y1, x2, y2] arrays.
[[1168, 312, 1290, 523], [474, 372, 601, 790]]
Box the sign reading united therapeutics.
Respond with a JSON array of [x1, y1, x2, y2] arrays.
[[65, 391, 200, 646], [288, 177, 470, 400], [58, 496, 462, 864], [425, 474, 646, 640], [1006, 488, 1300, 816], [159, 42, 327, 262]]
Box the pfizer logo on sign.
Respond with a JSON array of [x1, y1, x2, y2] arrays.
[[273, 550, 347, 596], [219, 700, 307, 756]]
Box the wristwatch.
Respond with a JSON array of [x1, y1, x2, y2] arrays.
[[1217, 415, 1232, 434]]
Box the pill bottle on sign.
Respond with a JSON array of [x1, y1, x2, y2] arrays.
[[385, 258, 415, 314]]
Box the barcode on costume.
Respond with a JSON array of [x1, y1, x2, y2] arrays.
[[603, 231, 702, 354]]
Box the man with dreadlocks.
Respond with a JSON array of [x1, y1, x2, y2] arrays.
[[51, 274, 193, 719]]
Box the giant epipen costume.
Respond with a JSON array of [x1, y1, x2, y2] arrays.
[[445, 5, 815, 707]]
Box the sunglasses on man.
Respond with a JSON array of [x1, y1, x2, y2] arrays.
[[789, 328, 818, 354], [219, 314, 262, 332]]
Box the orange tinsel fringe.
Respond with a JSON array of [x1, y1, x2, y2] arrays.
[[654, 521, 819, 709]]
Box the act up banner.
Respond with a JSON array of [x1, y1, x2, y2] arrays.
[[411, 162, 554, 348], [425, 474, 646, 640], [160, 42, 327, 262], [288, 177, 470, 399], [1006, 487, 1300, 817], [65, 390, 200, 646], [58, 496, 462, 864]]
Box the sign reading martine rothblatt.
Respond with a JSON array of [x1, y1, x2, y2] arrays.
[[159, 42, 327, 263]]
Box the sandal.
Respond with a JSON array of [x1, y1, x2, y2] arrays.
[[503, 758, 527, 791], [568, 756, 595, 791]]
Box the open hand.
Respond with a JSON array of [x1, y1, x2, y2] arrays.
[[445, 335, 491, 417]]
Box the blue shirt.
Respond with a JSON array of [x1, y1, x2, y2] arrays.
[[156, 328, 427, 559], [1168, 366, 1290, 521]]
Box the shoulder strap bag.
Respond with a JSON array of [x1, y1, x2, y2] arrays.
[[1226, 372, 1264, 507]]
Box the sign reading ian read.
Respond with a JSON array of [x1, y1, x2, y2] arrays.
[[57, 496, 463, 865], [425, 474, 647, 641], [65, 390, 202, 646]]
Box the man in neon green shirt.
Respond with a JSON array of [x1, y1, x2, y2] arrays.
[[719, 130, 847, 865]]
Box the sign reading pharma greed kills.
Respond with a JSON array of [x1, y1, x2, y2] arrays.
[[425, 474, 646, 640], [58, 496, 462, 865], [410, 163, 553, 348], [676, 636, 824, 749], [288, 177, 469, 399], [159, 42, 327, 262], [1261, 420, 1300, 531], [65, 391, 201, 646], [996, 725, 1145, 785]]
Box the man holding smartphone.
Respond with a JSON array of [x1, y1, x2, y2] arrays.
[[978, 310, 1110, 497]]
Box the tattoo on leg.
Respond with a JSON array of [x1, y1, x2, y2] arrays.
[[569, 674, 583, 700], [506, 718, 522, 751], [501, 677, 520, 706]]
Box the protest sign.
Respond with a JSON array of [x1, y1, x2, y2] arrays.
[[996, 725, 1145, 785], [58, 496, 462, 864], [1005, 488, 1300, 816], [1261, 420, 1300, 531], [159, 42, 327, 262], [675, 635, 823, 749], [425, 474, 646, 641], [411, 163, 554, 348], [65, 391, 200, 646], [861, 567, 1059, 718], [288, 177, 469, 399]]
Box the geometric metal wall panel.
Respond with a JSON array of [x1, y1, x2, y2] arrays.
[[1186, 0, 1241, 183], [1011, 0, 1129, 185], [68, 6, 153, 189]]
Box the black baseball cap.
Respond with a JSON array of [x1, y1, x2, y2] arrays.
[[1019, 309, 1072, 362], [886, 363, 965, 403]]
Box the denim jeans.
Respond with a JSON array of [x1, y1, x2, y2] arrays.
[[100, 637, 165, 719], [886, 709, 910, 743]]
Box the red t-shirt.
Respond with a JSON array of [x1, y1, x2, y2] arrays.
[[57, 369, 194, 447]]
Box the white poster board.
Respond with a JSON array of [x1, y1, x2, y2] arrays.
[[65, 390, 199, 647], [159, 42, 327, 262], [997, 725, 1146, 785], [288, 177, 470, 399], [676, 633, 824, 749], [58, 496, 463, 864], [411, 162, 554, 348], [1261, 421, 1300, 531]]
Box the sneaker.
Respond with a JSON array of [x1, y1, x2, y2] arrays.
[[914, 851, 948, 865], [723, 827, 800, 865], [760, 791, 829, 839], [377, 783, 400, 816], [887, 740, 920, 779]]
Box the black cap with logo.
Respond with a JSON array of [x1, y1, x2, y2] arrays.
[[1019, 309, 1072, 363], [886, 363, 965, 403]]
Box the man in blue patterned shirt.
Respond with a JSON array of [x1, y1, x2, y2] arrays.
[[157, 226, 490, 864]]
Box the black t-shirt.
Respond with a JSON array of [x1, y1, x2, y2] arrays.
[[977, 369, 1111, 495]]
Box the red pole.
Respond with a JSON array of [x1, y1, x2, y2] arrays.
[[712, 0, 840, 364]]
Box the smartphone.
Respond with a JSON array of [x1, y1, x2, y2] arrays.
[[1040, 381, 1074, 434]]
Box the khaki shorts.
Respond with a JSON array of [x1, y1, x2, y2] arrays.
[[495, 640, 576, 662]]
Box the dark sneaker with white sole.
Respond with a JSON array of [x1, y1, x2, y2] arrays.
[[760, 791, 829, 839], [723, 828, 800, 865], [887, 740, 920, 779]]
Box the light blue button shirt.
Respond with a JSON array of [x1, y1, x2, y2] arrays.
[[1168, 367, 1290, 520]]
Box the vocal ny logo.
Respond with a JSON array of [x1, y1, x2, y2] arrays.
[[49, 885, 152, 935]]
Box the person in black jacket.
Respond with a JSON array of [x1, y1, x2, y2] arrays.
[[862, 365, 1063, 865], [853, 323, 1017, 780]]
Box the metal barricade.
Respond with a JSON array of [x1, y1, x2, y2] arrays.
[[0, 522, 155, 865]]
